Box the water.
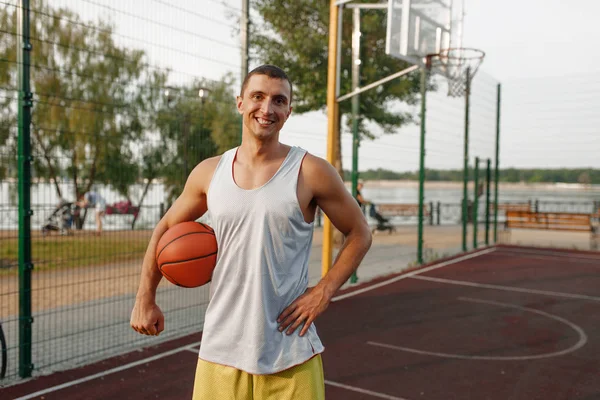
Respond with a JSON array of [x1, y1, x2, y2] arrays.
[[361, 182, 600, 208]]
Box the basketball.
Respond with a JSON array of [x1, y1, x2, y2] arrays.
[[156, 221, 218, 288]]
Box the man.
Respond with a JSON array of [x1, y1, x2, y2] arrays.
[[77, 190, 106, 235], [355, 180, 368, 210], [130, 65, 372, 399]]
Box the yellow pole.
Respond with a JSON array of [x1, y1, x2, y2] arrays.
[[322, 0, 339, 277]]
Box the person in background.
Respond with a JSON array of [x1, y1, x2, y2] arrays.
[[77, 190, 106, 235], [355, 180, 368, 212]]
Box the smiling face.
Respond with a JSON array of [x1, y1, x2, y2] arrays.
[[237, 74, 292, 141]]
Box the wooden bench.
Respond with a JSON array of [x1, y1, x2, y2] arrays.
[[496, 203, 530, 213], [504, 210, 598, 248], [488, 203, 530, 214], [376, 204, 431, 217]]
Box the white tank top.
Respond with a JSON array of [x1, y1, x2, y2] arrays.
[[199, 146, 324, 374]]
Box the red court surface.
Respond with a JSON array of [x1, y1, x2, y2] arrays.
[[3, 245, 600, 400]]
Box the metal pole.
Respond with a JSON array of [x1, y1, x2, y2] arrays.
[[485, 158, 491, 245], [240, 0, 249, 144], [183, 115, 189, 178], [323, 1, 340, 276], [417, 58, 430, 265], [17, 0, 34, 378], [473, 156, 479, 249], [461, 67, 471, 252], [336, 4, 343, 99], [493, 84, 501, 242], [350, 8, 361, 283], [337, 65, 419, 102], [350, 8, 361, 202]]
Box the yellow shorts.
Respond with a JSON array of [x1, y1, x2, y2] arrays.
[[192, 355, 325, 400]]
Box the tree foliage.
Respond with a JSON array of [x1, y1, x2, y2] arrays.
[[0, 1, 167, 200], [156, 76, 241, 202], [251, 0, 422, 138], [0, 1, 241, 219]]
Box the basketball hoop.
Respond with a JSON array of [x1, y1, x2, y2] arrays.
[[430, 48, 485, 97]]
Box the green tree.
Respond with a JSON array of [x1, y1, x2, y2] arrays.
[[0, 2, 18, 182], [0, 1, 166, 204], [156, 76, 241, 203], [250, 0, 422, 170]]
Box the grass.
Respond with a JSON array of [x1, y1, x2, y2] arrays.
[[0, 230, 152, 273]]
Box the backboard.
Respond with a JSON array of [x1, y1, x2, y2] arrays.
[[386, 0, 462, 66]]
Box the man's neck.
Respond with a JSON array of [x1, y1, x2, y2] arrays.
[[238, 136, 288, 166]]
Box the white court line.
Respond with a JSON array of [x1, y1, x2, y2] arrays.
[[368, 296, 588, 361], [185, 347, 200, 353], [411, 275, 600, 302], [14, 341, 202, 400], [494, 250, 600, 265], [332, 247, 496, 302], [325, 380, 411, 400], [497, 247, 600, 263]]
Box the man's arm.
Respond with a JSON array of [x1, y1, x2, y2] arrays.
[[277, 155, 372, 336], [130, 156, 219, 336]]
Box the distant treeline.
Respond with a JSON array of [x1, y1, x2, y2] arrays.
[[345, 168, 599, 184]]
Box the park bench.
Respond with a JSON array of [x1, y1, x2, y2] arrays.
[[376, 203, 431, 217], [504, 210, 598, 248], [104, 201, 140, 229], [495, 203, 530, 213], [105, 201, 140, 218]]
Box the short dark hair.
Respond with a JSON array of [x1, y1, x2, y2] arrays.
[[240, 64, 293, 104]]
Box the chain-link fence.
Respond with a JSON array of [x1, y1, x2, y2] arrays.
[[332, 67, 501, 273], [3, 0, 599, 388], [1, 0, 241, 383]]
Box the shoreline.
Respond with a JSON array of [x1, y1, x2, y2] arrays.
[[355, 180, 600, 191]]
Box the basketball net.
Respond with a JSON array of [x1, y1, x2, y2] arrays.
[[431, 48, 485, 97]]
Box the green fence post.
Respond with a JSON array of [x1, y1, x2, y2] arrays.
[[493, 84, 501, 242], [473, 157, 479, 249], [485, 158, 491, 245], [461, 67, 471, 252], [349, 8, 361, 283], [417, 58, 430, 265], [17, 0, 34, 378]]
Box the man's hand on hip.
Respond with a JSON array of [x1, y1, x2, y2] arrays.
[[277, 285, 332, 337]]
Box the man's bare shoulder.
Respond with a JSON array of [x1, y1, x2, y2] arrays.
[[199, 155, 222, 171], [302, 153, 338, 177], [186, 155, 223, 193], [300, 152, 343, 191]]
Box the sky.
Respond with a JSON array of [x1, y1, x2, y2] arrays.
[[53, 0, 600, 172], [461, 0, 600, 169]]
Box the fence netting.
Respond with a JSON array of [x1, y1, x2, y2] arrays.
[[1, 0, 241, 383]]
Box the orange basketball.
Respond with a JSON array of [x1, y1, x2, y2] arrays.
[[156, 221, 218, 288]]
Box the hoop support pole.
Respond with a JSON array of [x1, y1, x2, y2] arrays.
[[337, 65, 419, 102]]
